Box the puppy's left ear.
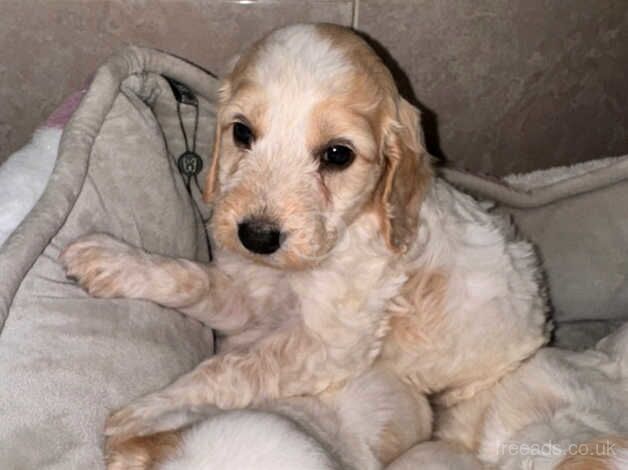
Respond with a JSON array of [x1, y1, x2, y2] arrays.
[[374, 97, 432, 253]]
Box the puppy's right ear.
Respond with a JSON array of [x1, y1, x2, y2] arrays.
[[203, 122, 222, 204], [203, 81, 232, 204]]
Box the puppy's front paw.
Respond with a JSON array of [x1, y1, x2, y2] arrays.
[[60, 233, 141, 298], [106, 407, 154, 442], [105, 394, 176, 440]]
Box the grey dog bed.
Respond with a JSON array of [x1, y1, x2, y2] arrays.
[[0, 46, 626, 468], [0, 47, 218, 468]]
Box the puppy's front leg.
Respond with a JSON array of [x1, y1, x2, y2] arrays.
[[60, 233, 249, 332], [105, 326, 343, 440]]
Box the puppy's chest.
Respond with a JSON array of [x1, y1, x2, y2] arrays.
[[220, 245, 407, 360], [287, 251, 407, 348]]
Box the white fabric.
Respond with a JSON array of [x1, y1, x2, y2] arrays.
[[0, 127, 61, 247], [505, 155, 627, 190]]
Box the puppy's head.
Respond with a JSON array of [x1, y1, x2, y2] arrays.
[[205, 24, 431, 269]]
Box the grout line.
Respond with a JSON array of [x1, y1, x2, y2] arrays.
[[352, 0, 360, 29]]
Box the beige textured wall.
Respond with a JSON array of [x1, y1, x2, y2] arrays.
[[358, 0, 628, 175], [1, 0, 627, 175]]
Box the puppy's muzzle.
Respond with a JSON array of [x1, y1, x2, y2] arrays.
[[238, 217, 283, 255]]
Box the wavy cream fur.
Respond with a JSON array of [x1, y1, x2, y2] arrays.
[[60, 24, 550, 469]]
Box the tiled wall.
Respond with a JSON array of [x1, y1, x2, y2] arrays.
[[1, 0, 627, 175]]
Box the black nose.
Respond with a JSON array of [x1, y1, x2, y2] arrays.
[[237, 218, 282, 255]]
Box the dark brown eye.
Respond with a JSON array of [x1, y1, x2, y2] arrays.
[[233, 122, 254, 149], [321, 145, 354, 170]]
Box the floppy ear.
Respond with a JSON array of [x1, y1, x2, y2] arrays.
[[374, 97, 432, 253], [203, 80, 232, 205], [204, 51, 251, 204], [202, 120, 223, 204]]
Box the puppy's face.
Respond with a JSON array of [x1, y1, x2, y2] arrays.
[[205, 24, 431, 269]]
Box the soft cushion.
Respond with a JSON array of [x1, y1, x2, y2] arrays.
[[0, 47, 218, 469], [442, 156, 628, 323]]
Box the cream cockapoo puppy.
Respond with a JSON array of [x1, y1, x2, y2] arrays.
[[61, 24, 624, 470]]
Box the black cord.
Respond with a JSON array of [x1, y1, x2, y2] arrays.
[[171, 83, 212, 260], [176, 101, 189, 152], [176, 99, 200, 155], [192, 104, 199, 153]]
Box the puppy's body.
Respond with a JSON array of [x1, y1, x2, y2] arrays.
[[63, 180, 545, 469], [61, 24, 550, 468]]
